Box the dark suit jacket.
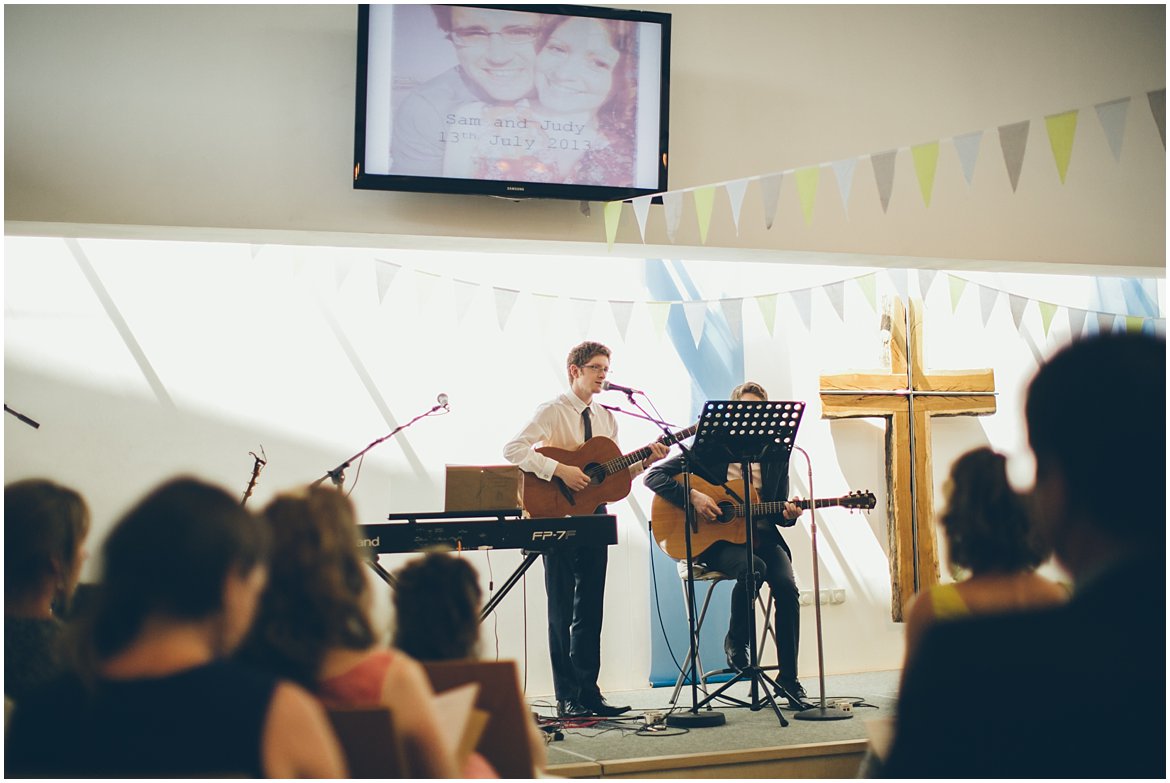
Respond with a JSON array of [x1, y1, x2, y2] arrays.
[[644, 452, 793, 560], [882, 553, 1166, 779]]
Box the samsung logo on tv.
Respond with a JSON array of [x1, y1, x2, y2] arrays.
[[506, 186, 526, 192]]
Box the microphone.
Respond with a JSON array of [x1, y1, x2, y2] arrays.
[[436, 393, 450, 409], [601, 380, 642, 396]]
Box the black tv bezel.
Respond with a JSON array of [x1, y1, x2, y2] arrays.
[[353, 3, 671, 202]]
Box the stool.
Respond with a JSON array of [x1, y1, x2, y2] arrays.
[[668, 561, 777, 707]]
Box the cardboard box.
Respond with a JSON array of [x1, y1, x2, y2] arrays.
[[444, 465, 523, 512]]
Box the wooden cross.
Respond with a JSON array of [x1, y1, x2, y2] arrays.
[[819, 298, 996, 621]]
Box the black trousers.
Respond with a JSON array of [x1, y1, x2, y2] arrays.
[[543, 544, 608, 703], [700, 533, 801, 683]]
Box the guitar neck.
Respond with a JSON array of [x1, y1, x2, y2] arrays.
[[746, 496, 849, 517], [600, 424, 698, 476]]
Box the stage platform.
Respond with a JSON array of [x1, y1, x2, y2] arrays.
[[533, 669, 899, 779]]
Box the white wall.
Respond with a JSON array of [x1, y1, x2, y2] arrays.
[[4, 4, 1165, 272]]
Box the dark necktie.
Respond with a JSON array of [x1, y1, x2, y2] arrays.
[[582, 407, 593, 442]]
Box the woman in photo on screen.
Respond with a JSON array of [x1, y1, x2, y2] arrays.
[[442, 15, 639, 187]]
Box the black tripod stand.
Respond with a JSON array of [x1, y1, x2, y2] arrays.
[[688, 399, 806, 726]]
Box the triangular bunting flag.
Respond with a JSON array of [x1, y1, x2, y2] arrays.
[[249, 244, 263, 259], [414, 269, 440, 303], [949, 275, 967, 313], [648, 301, 671, 338], [1044, 110, 1078, 184], [572, 297, 595, 334], [334, 257, 355, 289], [662, 191, 684, 242], [857, 273, 877, 311], [1096, 312, 1115, 335], [683, 300, 707, 347], [603, 201, 623, 249], [871, 150, 897, 213], [953, 131, 983, 186], [911, 142, 940, 206], [832, 158, 857, 218], [795, 166, 820, 225], [825, 281, 846, 322], [610, 300, 635, 341], [1126, 315, 1145, 334], [755, 293, 779, 336], [760, 174, 783, 230], [631, 196, 652, 242], [1008, 294, 1028, 330], [919, 269, 939, 299], [888, 269, 909, 300], [454, 279, 478, 322], [720, 298, 744, 339], [1067, 307, 1088, 338], [693, 187, 716, 244], [532, 293, 557, 332], [375, 261, 399, 303], [998, 120, 1030, 192], [791, 288, 813, 332], [1148, 89, 1166, 148], [1094, 97, 1130, 162], [724, 180, 749, 235], [1038, 301, 1058, 337], [494, 287, 519, 330], [979, 283, 998, 326]]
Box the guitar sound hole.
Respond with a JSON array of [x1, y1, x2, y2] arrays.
[[585, 464, 604, 485], [717, 504, 735, 523]]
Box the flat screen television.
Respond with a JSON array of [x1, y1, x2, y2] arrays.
[[354, 4, 671, 202]]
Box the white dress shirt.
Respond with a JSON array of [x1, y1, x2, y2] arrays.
[[503, 392, 647, 481]]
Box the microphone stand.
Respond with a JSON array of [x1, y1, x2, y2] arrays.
[[623, 390, 725, 728], [790, 445, 852, 721], [310, 399, 448, 489], [4, 404, 41, 429]]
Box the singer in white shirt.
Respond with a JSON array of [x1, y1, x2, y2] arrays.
[[503, 341, 668, 719]]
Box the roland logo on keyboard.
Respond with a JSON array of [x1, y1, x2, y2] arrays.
[[532, 529, 576, 541], [358, 536, 380, 548]]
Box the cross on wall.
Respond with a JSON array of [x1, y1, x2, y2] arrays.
[[819, 298, 997, 622]]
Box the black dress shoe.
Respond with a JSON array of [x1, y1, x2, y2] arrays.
[[775, 679, 810, 709], [578, 694, 630, 718], [724, 633, 749, 671], [556, 699, 589, 718]]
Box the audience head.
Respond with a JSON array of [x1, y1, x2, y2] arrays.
[[87, 477, 268, 661], [4, 479, 90, 616], [940, 448, 1047, 575], [1025, 332, 1166, 573], [239, 486, 375, 688], [392, 553, 483, 661]]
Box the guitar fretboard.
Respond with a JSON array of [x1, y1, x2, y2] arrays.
[[734, 496, 859, 517], [598, 424, 699, 476]]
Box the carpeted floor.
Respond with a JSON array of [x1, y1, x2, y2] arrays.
[[532, 669, 900, 776]]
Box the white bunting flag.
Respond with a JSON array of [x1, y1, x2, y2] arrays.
[[1067, 306, 1088, 339], [683, 300, 707, 347], [572, 297, 596, 334], [454, 279, 478, 322], [334, 257, 355, 290], [662, 191, 684, 242], [724, 179, 749, 234], [493, 287, 518, 330], [825, 281, 846, 322], [610, 300, 635, 341], [918, 269, 939, 299], [871, 150, 897, 213], [998, 121, 1030, 193], [952, 131, 983, 186], [720, 297, 744, 339], [832, 158, 858, 218], [375, 261, 399, 303], [888, 269, 909, 300], [631, 196, 653, 242], [791, 288, 813, 332], [1008, 293, 1028, 330], [760, 174, 783, 230], [1094, 97, 1130, 162], [979, 284, 998, 326]]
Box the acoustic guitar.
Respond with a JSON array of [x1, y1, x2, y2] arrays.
[[651, 474, 876, 559], [521, 424, 698, 518]]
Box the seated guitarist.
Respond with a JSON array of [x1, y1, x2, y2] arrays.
[[503, 341, 669, 720], [644, 381, 809, 709]]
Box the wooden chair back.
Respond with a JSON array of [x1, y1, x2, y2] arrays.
[[325, 706, 405, 778], [422, 659, 536, 779]]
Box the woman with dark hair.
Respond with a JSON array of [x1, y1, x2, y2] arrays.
[[5, 477, 346, 778], [4, 479, 90, 702], [238, 486, 458, 778], [393, 552, 483, 661], [902, 447, 1068, 661]]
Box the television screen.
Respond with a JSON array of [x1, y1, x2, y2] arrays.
[[354, 4, 670, 201]]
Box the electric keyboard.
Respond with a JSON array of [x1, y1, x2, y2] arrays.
[[358, 508, 617, 554]]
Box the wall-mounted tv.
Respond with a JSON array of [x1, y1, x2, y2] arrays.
[[354, 4, 670, 202]]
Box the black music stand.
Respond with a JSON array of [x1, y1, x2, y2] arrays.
[[689, 399, 805, 726]]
